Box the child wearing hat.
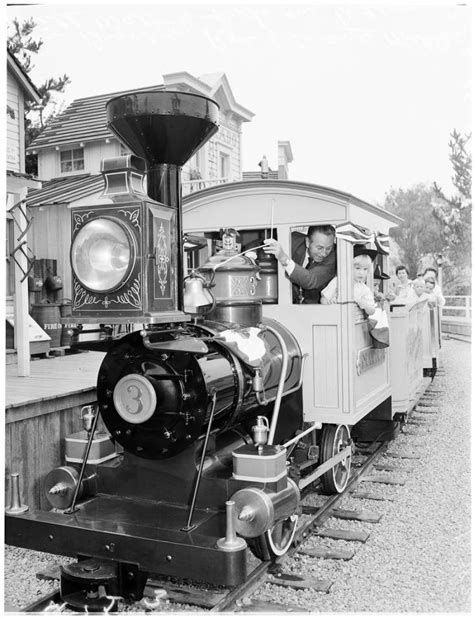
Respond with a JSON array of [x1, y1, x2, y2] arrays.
[[320, 244, 378, 315], [373, 264, 396, 303]]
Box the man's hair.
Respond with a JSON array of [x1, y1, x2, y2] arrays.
[[423, 266, 438, 277], [396, 264, 409, 275], [307, 225, 335, 239]]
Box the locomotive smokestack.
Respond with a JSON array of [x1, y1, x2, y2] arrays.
[[106, 91, 219, 309]]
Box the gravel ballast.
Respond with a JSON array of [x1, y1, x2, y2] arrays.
[[4, 337, 471, 613]]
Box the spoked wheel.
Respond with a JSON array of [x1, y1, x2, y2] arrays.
[[247, 514, 298, 561], [320, 424, 352, 494]]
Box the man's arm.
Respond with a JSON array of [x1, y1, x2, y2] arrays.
[[287, 262, 322, 288]]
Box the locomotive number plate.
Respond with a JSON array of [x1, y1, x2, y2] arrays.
[[113, 374, 157, 424]]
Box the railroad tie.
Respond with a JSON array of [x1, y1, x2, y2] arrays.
[[330, 508, 382, 523], [298, 545, 355, 561], [374, 462, 414, 474], [301, 504, 326, 515], [361, 473, 406, 485], [266, 571, 333, 593], [385, 451, 421, 460], [373, 462, 401, 472], [236, 599, 310, 612], [350, 489, 393, 501], [314, 527, 370, 542], [144, 580, 226, 609]]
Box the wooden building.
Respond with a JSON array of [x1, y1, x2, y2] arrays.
[[6, 49, 42, 366]]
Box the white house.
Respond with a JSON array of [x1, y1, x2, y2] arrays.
[[6, 49, 43, 369], [6, 49, 42, 296]]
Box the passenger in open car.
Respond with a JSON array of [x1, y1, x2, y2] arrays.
[[263, 225, 336, 304], [320, 244, 378, 316]]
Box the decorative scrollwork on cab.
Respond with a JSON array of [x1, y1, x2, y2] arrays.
[[72, 211, 94, 233], [73, 276, 142, 310], [111, 275, 141, 308], [73, 280, 102, 309], [156, 222, 170, 295], [118, 208, 141, 232]]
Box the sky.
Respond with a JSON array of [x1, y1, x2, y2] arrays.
[[5, 0, 472, 205]]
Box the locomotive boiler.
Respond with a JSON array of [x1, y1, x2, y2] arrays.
[[6, 91, 310, 609]]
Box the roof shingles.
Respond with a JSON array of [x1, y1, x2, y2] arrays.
[[28, 84, 165, 151], [26, 174, 104, 207]]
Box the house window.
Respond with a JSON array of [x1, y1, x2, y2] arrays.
[[219, 152, 230, 180], [60, 148, 84, 173]]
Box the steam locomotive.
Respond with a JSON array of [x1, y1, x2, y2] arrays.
[[5, 90, 439, 610]]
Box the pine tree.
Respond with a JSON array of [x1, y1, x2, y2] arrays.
[[7, 17, 71, 175], [432, 130, 472, 293]]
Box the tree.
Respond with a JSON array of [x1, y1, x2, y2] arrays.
[[383, 184, 445, 279], [7, 17, 71, 175], [384, 131, 472, 294], [432, 130, 472, 293]]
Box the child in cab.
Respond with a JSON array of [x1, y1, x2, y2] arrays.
[[321, 244, 378, 315]]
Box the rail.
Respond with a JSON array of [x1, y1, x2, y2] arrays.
[[442, 295, 472, 320]]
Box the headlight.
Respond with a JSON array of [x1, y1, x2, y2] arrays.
[[71, 218, 135, 292]]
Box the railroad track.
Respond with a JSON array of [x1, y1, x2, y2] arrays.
[[19, 440, 389, 614], [20, 380, 444, 613]]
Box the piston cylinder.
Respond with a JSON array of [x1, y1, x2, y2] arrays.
[[231, 479, 300, 538]]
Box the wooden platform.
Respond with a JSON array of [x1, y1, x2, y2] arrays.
[[5, 351, 105, 411], [5, 351, 106, 510]]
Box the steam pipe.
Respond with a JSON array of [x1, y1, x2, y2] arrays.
[[263, 324, 289, 446]]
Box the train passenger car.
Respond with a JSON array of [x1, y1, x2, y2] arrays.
[[388, 301, 426, 416], [183, 181, 402, 449]]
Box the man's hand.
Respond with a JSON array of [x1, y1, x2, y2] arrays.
[[263, 238, 288, 264]]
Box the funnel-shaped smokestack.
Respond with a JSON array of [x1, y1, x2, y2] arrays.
[[106, 90, 219, 311], [106, 90, 219, 171]]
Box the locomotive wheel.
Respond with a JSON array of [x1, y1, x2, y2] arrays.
[[247, 514, 298, 561], [320, 424, 351, 494]]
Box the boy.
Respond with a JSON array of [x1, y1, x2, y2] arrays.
[[320, 245, 378, 315]]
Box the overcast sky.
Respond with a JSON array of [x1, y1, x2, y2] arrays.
[[6, 0, 472, 205]]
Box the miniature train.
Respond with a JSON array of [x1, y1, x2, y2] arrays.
[[5, 90, 441, 610]]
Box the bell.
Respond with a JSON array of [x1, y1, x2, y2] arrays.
[[183, 273, 214, 315]]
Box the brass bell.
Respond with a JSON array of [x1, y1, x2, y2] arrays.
[[183, 273, 214, 315]]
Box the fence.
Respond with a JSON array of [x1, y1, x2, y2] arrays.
[[442, 296, 472, 320]]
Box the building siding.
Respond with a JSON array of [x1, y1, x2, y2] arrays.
[[6, 72, 22, 173]]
